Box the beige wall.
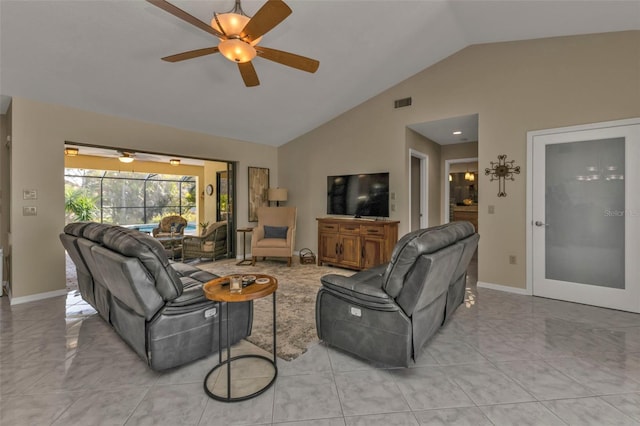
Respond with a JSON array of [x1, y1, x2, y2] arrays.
[[278, 31, 640, 290], [441, 142, 478, 170], [0, 110, 9, 284], [9, 97, 277, 300], [7, 31, 639, 299]]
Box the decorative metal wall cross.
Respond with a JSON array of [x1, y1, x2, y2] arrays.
[[485, 154, 520, 197]]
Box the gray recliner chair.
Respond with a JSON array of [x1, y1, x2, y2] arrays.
[[315, 221, 479, 367], [61, 222, 252, 370]]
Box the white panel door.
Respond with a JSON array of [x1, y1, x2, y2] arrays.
[[531, 122, 640, 312]]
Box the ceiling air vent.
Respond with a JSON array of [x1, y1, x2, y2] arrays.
[[394, 97, 412, 109]]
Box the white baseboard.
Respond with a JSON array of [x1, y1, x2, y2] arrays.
[[236, 250, 301, 260], [10, 288, 68, 305], [477, 281, 532, 295]]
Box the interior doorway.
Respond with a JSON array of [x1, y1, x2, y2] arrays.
[[444, 158, 479, 230], [409, 149, 428, 231], [527, 118, 640, 312]]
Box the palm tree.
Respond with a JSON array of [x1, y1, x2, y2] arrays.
[[65, 188, 98, 222]]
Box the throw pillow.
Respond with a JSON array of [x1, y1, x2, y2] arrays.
[[264, 225, 288, 239]]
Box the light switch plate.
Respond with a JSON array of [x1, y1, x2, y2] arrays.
[[23, 206, 37, 216], [23, 189, 37, 200]]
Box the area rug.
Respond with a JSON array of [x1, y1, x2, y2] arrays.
[[65, 253, 353, 361], [197, 257, 351, 361]]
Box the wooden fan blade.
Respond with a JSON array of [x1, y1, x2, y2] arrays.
[[240, 0, 292, 42], [146, 0, 225, 39], [238, 62, 260, 87], [256, 46, 319, 73], [162, 47, 220, 62]]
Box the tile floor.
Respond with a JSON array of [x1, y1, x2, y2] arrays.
[[2, 278, 640, 425]]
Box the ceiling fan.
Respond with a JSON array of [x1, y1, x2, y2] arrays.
[[147, 0, 320, 87]]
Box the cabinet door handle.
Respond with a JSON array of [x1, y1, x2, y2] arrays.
[[361, 246, 365, 259], [340, 244, 343, 255], [335, 243, 339, 255]]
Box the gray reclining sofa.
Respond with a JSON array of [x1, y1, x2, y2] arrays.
[[316, 221, 479, 366], [61, 222, 252, 370]]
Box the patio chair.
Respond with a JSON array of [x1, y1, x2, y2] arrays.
[[152, 215, 187, 238], [182, 222, 228, 261]]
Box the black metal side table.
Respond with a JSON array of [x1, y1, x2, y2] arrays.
[[236, 227, 253, 266]]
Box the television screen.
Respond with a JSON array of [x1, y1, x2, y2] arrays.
[[327, 172, 389, 218]]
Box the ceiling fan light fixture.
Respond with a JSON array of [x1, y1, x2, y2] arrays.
[[212, 13, 245, 36], [218, 38, 256, 63], [212, 12, 262, 45]]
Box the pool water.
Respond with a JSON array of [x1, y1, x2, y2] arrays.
[[125, 223, 197, 235]]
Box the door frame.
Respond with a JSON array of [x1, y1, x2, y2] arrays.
[[443, 157, 478, 224], [526, 117, 640, 295], [408, 149, 428, 229]]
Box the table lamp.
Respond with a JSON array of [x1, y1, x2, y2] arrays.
[[268, 188, 288, 207]]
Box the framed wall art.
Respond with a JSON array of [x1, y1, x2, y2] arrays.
[[248, 167, 269, 221]]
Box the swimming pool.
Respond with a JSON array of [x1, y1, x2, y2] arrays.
[[124, 222, 197, 235]]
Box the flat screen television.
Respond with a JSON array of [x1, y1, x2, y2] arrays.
[[327, 172, 390, 218]]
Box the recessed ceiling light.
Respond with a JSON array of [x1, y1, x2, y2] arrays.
[[119, 152, 134, 163], [64, 147, 79, 156], [453, 131, 462, 135], [169, 159, 180, 166]]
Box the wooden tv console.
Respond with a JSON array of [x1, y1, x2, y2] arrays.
[[317, 217, 399, 271]]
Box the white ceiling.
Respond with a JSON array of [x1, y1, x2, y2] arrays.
[[1, 1, 638, 147], [409, 114, 478, 145]]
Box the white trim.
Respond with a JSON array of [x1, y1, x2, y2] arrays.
[[409, 149, 428, 229], [526, 117, 640, 298], [443, 157, 478, 223], [10, 288, 68, 305], [236, 250, 304, 260], [477, 281, 532, 295], [527, 118, 640, 138]]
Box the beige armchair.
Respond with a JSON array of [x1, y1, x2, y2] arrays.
[[182, 222, 228, 261], [251, 207, 297, 267], [152, 215, 187, 238]]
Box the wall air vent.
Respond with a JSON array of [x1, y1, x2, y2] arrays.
[[394, 97, 412, 109]]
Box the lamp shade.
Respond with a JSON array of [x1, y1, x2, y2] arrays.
[[268, 188, 288, 202], [218, 38, 256, 63], [211, 13, 262, 45]]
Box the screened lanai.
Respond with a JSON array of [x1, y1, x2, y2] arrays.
[[65, 169, 198, 232]]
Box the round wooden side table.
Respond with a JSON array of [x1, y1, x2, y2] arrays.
[[202, 274, 278, 402]]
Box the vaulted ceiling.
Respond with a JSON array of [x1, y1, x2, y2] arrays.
[[1, 1, 638, 146]]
